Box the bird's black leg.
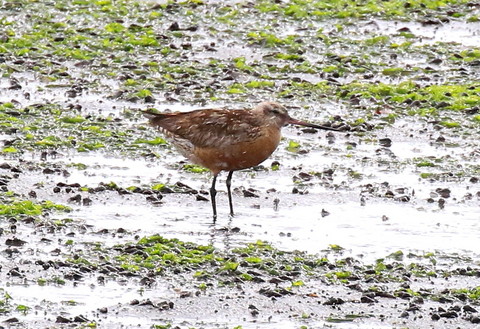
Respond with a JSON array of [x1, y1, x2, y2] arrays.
[[210, 174, 218, 222], [226, 170, 234, 217]]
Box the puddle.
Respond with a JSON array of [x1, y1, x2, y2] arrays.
[[374, 19, 480, 46]]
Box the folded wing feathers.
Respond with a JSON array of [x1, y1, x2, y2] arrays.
[[141, 109, 263, 149]]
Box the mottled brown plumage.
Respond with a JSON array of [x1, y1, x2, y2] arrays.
[[142, 101, 338, 221]]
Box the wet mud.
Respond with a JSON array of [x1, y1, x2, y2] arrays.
[[1, 0, 480, 328]]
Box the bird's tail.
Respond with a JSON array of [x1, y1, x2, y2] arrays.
[[139, 110, 171, 126], [140, 109, 165, 119]]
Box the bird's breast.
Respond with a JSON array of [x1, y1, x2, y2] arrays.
[[192, 125, 281, 174]]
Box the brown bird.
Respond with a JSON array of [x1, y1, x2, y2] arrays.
[[142, 101, 339, 221]]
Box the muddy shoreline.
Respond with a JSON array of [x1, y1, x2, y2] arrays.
[[1, 0, 480, 328]]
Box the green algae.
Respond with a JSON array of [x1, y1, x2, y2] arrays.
[[0, 289, 13, 315], [0, 289, 33, 317], [182, 164, 210, 173], [255, 0, 475, 19], [451, 287, 480, 300], [0, 199, 71, 217], [0, 103, 169, 156], [61, 234, 477, 300], [0, 0, 478, 150]]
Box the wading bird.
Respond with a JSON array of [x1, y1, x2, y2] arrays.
[[142, 101, 338, 221]]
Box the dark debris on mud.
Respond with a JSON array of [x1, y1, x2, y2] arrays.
[[2, 225, 480, 328]]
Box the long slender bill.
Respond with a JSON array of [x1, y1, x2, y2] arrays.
[[287, 118, 340, 131]]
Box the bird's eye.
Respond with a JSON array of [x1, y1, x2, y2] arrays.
[[271, 108, 280, 114]]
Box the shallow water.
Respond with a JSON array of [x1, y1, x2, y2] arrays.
[[9, 117, 478, 263], [374, 19, 480, 46]]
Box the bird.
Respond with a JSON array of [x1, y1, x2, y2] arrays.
[[142, 101, 339, 221]]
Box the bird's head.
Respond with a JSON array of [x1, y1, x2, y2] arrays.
[[255, 101, 340, 131], [255, 102, 292, 127]]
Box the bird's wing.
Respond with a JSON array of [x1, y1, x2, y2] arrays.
[[142, 108, 263, 148]]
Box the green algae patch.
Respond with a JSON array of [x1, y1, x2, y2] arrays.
[[450, 286, 480, 300], [2, 146, 18, 153], [60, 116, 87, 124], [0, 289, 15, 315], [71, 236, 466, 292], [105, 236, 327, 282], [286, 140, 301, 152], [0, 199, 71, 217], [339, 82, 480, 113], [1, 0, 479, 138], [59, 236, 480, 313], [415, 160, 436, 168], [244, 80, 276, 89], [0, 103, 167, 157], [440, 121, 461, 128], [258, 0, 475, 19], [114, 235, 221, 274], [151, 183, 166, 191], [0, 289, 33, 317], [182, 164, 210, 174], [134, 137, 167, 146]]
